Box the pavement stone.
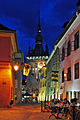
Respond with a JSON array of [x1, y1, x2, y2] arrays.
[[0, 104, 68, 120]]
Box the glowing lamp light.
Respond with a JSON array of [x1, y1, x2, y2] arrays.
[[14, 65, 19, 71], [39, 30, 41, 32], [64, 73, 66, 77], [33, 93, 35, 98]]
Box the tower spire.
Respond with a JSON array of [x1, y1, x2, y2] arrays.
[[37, 11, 41, 34]]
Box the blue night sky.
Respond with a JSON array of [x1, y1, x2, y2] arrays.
[[0, 0, 78, 57]]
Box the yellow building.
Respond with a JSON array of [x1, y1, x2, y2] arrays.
[[38, 66, 47, 101]]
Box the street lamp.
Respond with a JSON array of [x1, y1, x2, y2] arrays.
[[13, 64, 19, 71], [64, 73, 67, 78]]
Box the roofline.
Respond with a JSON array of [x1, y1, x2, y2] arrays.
[[46, 45, 58, 65], [14, 31, 19, 52], [54, 6, 80, 45], [46, 7, 80, 64]]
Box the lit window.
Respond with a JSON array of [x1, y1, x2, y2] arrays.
[[32, 68, 34, 71], [33, 57, 35, 59], [39, 56, 41, 59], [27, 57, 29, 59], [46, 56, 48, 59], [35, 68, 37, 71], [42, 56, 44, 59], [36, 56, 38, 59]]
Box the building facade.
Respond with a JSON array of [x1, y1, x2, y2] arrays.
[[38, 66, 47, 101], [14, 52, 23, 104], [57, 7, 80, 101], [0, 24, 23, 107], [46, 46, 60, 101]]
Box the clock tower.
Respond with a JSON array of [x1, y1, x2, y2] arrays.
[[26, 14, 49, 99]]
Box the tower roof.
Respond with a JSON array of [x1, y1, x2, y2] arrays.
[[34, 14, 44, 56], [27, 14, 49, 57], [37, 14, 41, 34]]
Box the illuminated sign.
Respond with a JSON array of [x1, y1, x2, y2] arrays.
[[23, 63, 31, 76], [51, 71, 58, 82]]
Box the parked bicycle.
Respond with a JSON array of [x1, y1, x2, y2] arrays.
[[49, 106, 70, 120]]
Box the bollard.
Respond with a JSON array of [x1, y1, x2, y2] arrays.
[[44, 100, 46, 112], [41, 101, 43, 112]]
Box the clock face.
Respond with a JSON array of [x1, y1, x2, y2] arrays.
[[38, 62, 45, 69]]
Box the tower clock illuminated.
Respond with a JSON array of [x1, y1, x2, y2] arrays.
[[38, 62, 45, 69]]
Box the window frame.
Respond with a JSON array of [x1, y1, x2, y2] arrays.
[[67, 40, 71, 56], [74, 62, 79, 79], [74, 31, 79, 50], [62, 70, 64, 83], [67, 67, 71, 81], [62, 47, 65, 61]]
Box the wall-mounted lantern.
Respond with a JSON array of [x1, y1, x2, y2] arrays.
[[13, 64, 19, 71], [64, 73, 67, 78]]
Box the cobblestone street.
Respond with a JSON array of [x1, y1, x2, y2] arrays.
[[0, 104, 70, 120], [0, 104, 50, 120]]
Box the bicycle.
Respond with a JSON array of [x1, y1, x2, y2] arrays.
[[49, 106, 70, 120]]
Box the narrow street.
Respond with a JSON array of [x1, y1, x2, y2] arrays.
[[0, 104, 50, 120], [0, 104, 70, 120]]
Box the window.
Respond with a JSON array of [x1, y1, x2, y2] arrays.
[[67, 67, 71, 81], [43, 82, 44, 87], [67, 40, 71, 56], [74, 62, 79, 79], [74, 31, 79, 50], [45, 81, 46, 87], [62, 70, 64, 82], [62, 47, 65, 61]]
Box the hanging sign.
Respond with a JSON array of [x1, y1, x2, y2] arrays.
[[23, 63, 31, 76]]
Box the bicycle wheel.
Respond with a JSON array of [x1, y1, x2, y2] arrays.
[[58, 113, 68, 120], [58, 112, 63, 119], [49, 114, 56, 120]]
